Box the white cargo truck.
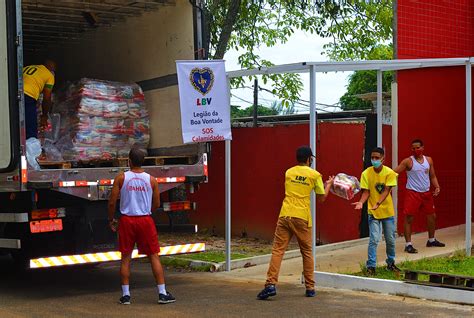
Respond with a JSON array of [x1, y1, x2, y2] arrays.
[[0, 0, 208, 268]]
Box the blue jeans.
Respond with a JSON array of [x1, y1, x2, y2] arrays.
[[366, 215, 396, 268], [25, 95, 38, 139]]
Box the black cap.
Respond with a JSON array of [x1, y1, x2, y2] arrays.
[[296, 146, 314, 163]]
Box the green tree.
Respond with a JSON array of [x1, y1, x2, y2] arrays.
[[231, 105, 279, 118], [339, 44, 394, 111], [270, 100, 296, 115], [200, 0, 393, 106]]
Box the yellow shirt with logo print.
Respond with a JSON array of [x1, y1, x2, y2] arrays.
[[360, 166, 398, 219], [279, 165, 325, 226], [23, 65, 55, 100]]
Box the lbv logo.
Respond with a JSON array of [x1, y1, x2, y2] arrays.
[[189, 67, 214, 95], [295, 176, 307, 182], [196, 97, 212, 106]]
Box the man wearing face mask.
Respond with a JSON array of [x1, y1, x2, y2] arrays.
[[257, 146, 334, 300], [394, 139, 443, 254], [353, 147, 399, 276], [22, 59, 56, 139]]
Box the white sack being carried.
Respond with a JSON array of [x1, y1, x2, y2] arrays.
[[330, 173, 361, 200]]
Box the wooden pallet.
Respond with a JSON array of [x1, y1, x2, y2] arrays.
[[38, 155, 197, 169], [113, 155, 196, 167], [404, 270, 474, 291], [38, 160, 72, 169]]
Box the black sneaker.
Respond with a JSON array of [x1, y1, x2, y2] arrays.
[[119, 295, 131, 305], [257, 284, 277, 300], [426, 239, 445, 247], [387, 263, 401, 272], [158, 292, 176, 304], [404, 245, 418, 254], [366, 267, 376, 276], [305, 289, 316, 297]]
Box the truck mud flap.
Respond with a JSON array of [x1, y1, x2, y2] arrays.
[[185, 175, 206, 183], [27, 181, 54, 190]]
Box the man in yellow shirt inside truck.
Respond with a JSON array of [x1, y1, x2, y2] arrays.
[[353, 147, 401, 276], [257, 146, 334, 300], [22, 59, 56, 139]]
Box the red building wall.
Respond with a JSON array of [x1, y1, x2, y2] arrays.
[[189, 122, 365, 242], [398, 0, 474, 59], [397, 0, 474, 233]]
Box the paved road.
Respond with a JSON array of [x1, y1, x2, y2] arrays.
[[0, 257, 472, 318]]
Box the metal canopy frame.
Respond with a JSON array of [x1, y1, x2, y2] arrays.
[[225, 57, 473, 272]]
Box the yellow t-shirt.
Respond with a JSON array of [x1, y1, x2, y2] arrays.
[[279, 165, 325, 226], [360, 166, 398, 219], [23, 65, 55, 100]]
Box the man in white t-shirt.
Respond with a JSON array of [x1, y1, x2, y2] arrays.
[[395, 139, 444, 254], [108, 147, 175, 305]]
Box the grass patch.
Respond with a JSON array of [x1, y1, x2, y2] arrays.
[[160, 251, 249, 271], [160, 257, 192, 268], [173, 251, 248, 263], [351, 251, 474, 280]]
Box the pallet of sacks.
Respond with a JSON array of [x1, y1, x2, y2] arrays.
[[41, 78, 150, 163]]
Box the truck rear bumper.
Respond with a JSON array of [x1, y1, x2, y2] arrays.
[[29, 243, 206, 269]]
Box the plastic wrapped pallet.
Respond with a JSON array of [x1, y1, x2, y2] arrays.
[[46, 78, 150, 161], [330, 173, 361, 200]]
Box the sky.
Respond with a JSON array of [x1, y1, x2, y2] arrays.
[[224, 30, 353, 113]]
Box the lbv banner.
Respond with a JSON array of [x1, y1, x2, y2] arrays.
[[176, 60, 232, 144]]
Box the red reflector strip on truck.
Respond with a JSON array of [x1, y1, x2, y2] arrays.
[[163, 201, 192, 212], [59, 177, 186, 187], [156, 177, 186, 183], [203, 153, 208, 178], [59, 181, 75, 187], [21, 156, 28, 183], [29, 243, 206, 268], [59, 181, 102, 187]]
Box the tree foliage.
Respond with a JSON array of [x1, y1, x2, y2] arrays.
[[200, 0, 393, 108], [231, 105, 277, 118], [339, 45, 394, 110], [231, 100, 296, 118]]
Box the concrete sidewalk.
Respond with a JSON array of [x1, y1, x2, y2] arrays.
[[217, 224, 473, 286]]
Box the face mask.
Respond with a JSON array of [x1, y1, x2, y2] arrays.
[[371, 159, 382, 168], [413, 149, 423, 157]]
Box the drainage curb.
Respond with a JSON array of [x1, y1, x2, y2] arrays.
[[314, 271, 474, 305], [207, 237, 370, 272]]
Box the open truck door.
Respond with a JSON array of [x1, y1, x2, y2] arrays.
[[0, 0, 21, 182]]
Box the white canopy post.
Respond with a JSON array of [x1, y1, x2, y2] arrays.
[[377, 70, 383, 147], [225, 76, 232, 270], [466, 61, 472, 256], [309, 65, 317, 273], [391, 82, 399, 227]]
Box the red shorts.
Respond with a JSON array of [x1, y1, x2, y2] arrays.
[[403, 189, 435, 217], [118, 215, 160, 256]]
